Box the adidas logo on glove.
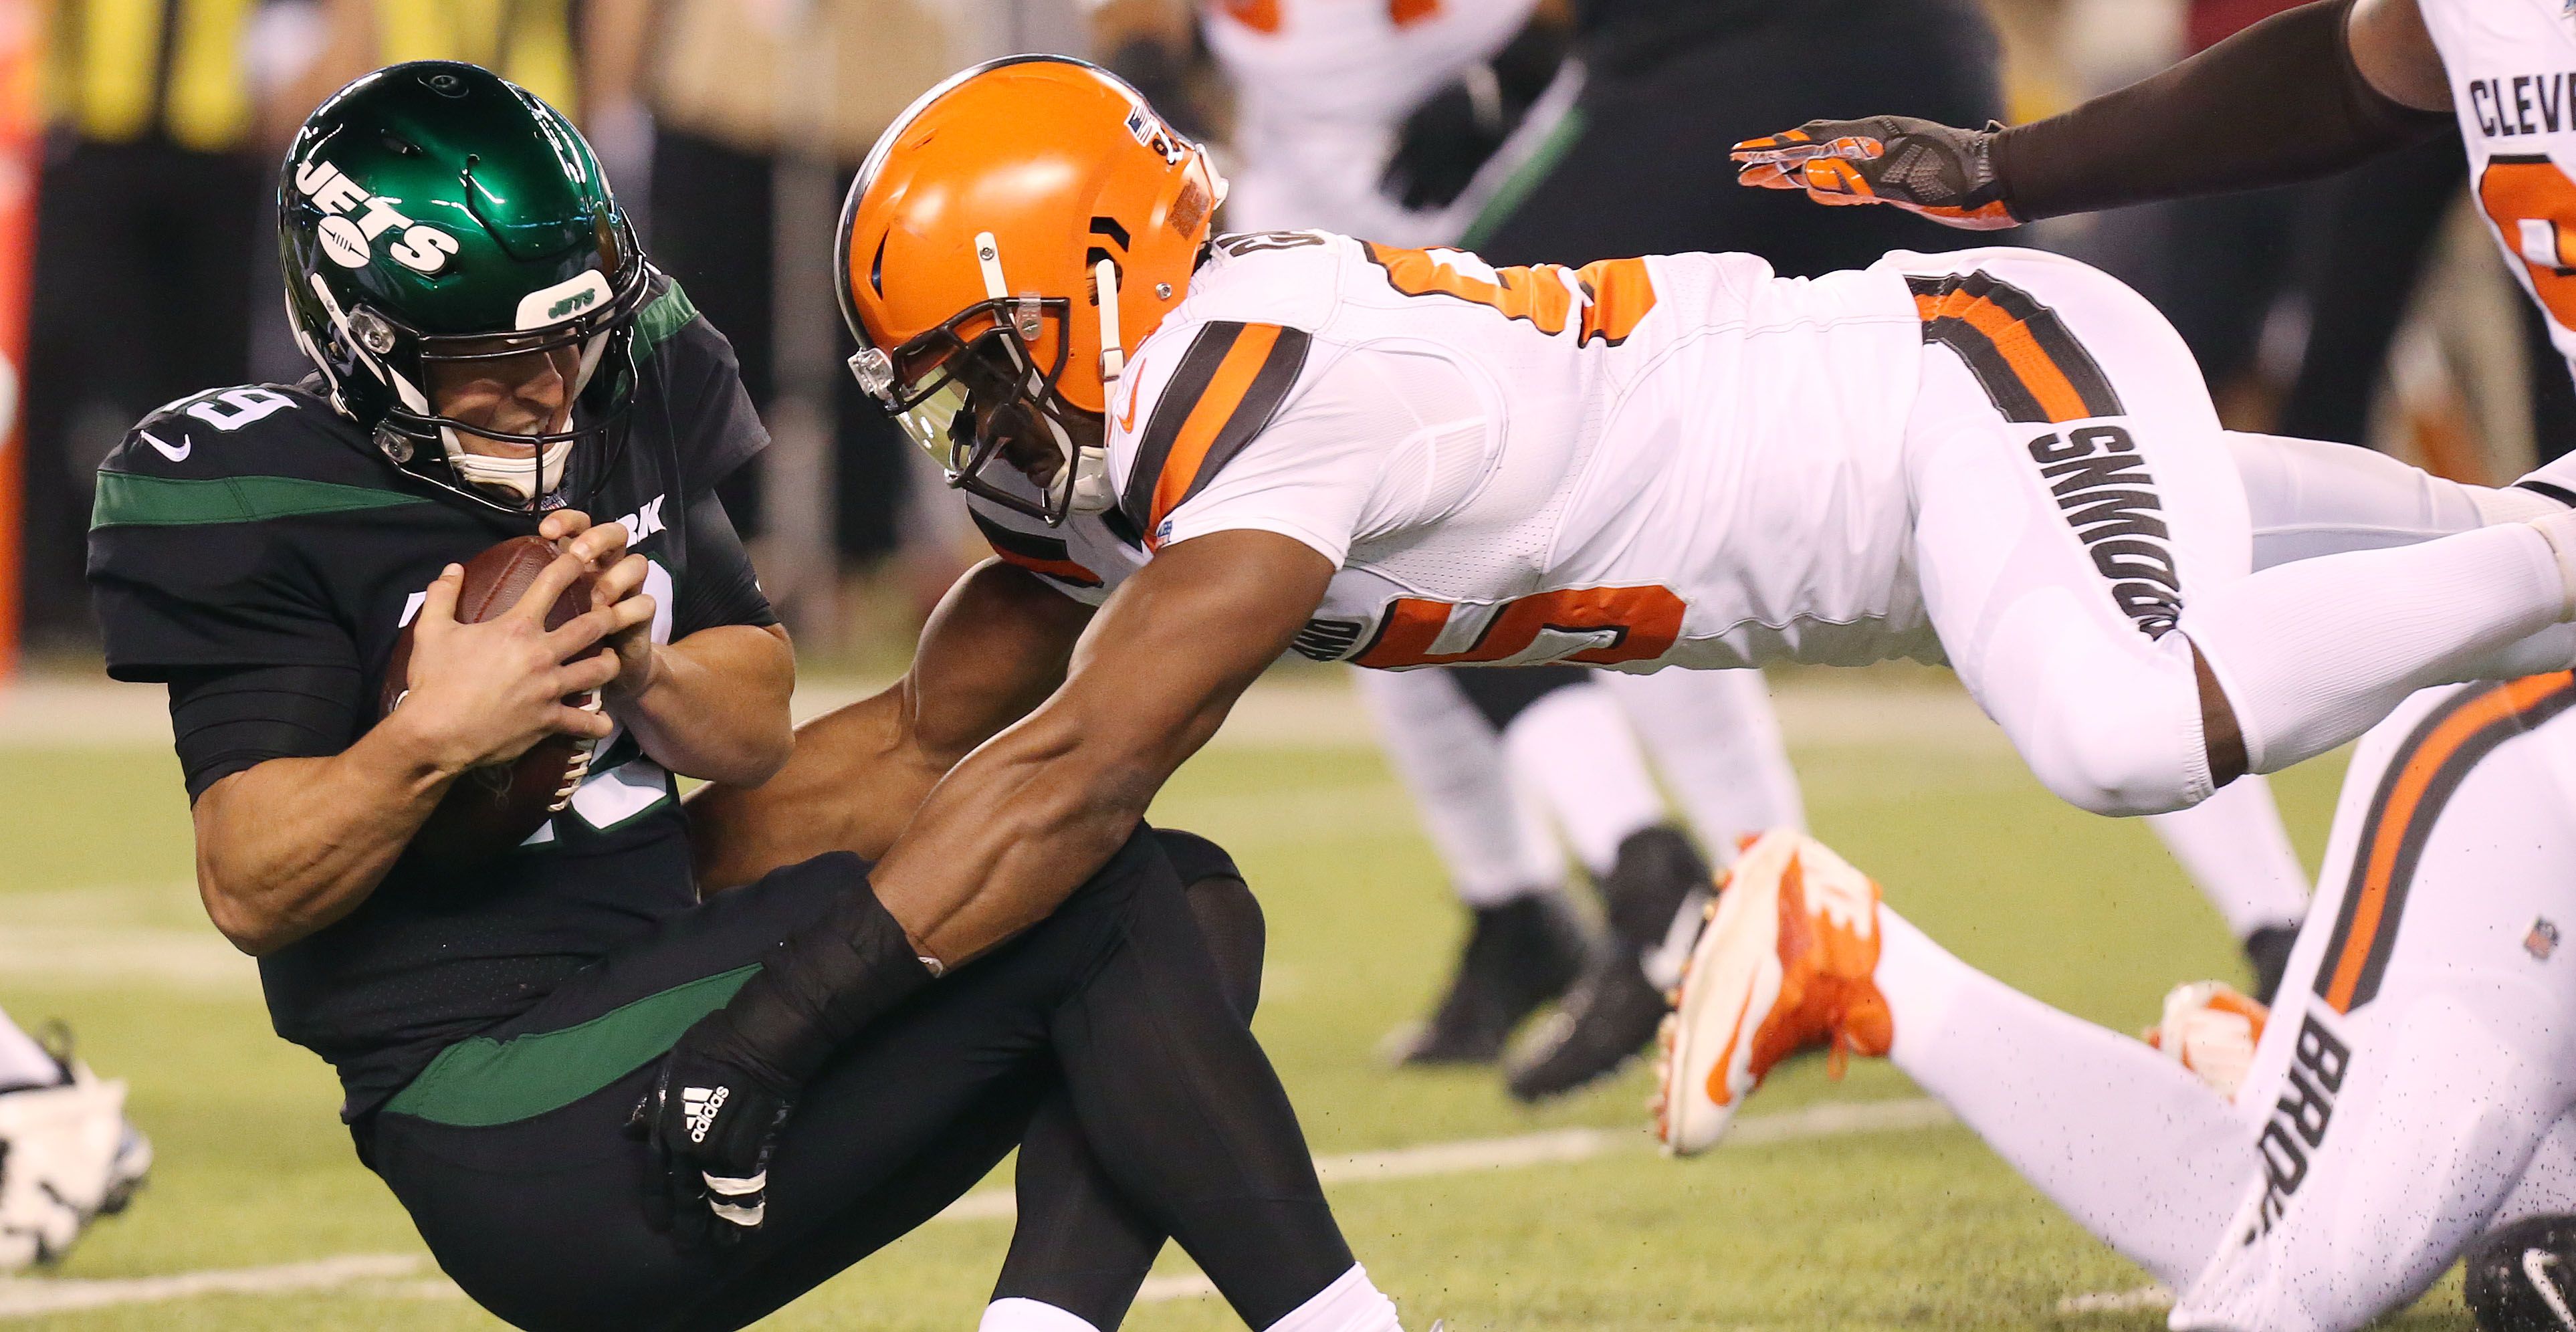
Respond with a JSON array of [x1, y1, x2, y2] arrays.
[[681, 1085, 730, 1143]]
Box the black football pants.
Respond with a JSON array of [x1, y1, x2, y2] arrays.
[[366, 828, 1346, 1332]]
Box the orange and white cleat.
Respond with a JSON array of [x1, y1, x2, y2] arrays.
[[1653, 829, 1893, 1157], [2142, 980, 2268, 1102]]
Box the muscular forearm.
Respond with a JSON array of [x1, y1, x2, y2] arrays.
[[867, 534, 1327, 966], [688, 683, 950, 890], [193, 711, 453, 956], [685, 562, 1092, 891], [869, 706, 1192, 966], [1994, 0, 2451, 221], [617, 625, 795, 786]]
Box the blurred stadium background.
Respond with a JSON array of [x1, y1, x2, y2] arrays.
[[0, 0, 2550, 1325]]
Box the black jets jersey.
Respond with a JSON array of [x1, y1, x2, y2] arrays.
[[87, 273, 775, 1118]]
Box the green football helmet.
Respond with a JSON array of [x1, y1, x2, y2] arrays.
[[280, 61, 649, 512]]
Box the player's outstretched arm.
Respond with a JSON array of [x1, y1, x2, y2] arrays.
[[872, 530, 1335, 968], [192, 552, 638, 956], [687, 559, 1097, 891], [1731, 0, 2449, 227]]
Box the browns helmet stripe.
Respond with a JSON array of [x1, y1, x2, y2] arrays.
[[2313, 672, 2576, 1013], [968, 509, 1102, 588], [1121, 320, 1311, 539], [1908, 272, 2124, 424]]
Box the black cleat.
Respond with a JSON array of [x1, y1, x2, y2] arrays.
[[1503, 946, 1673, 1101], [1504, 826, 1713, 1101], [2244, 923, 2300, 1004], [1386, 891, 1592, 1067]]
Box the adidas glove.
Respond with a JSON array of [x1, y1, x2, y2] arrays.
[[1730, 116, 2021, 230], [627, 1010, 795, 1248]]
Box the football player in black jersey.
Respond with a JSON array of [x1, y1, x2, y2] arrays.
[[89, 62, 1420, 1332]]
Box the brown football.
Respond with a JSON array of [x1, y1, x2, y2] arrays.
[[379, 535, 603, 863]]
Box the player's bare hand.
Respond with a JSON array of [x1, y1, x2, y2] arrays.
[[540, 510, 661, 706], [1731, 116, 2022, 230], [395, 554, 627, 774]]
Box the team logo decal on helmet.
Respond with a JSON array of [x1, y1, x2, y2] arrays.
[[837, 56, 1228, 526], [281, 61, 651, 513]]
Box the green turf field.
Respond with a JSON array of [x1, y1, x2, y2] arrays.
[[0, 669, 2476, 1330]]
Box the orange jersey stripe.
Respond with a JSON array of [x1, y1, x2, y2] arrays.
[[1148, 322, 1283, 532], [2323, 672, 2576, 1011]]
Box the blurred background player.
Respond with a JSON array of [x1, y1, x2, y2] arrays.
[[1149, 0, 1809, 1103], [1461, 0, 2317, 1010], [0, 1006, 148, 1272], [24, 0, 292, 647], [1659, 665, 2576, 1331], [1158, 0, 2311, 1101]]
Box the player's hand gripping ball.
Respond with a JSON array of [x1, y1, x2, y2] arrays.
[[1731, 116, 2022, 230], [379, 535, 603, 861]]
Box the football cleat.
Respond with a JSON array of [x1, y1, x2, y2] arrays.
[[2242, 923, 2298, 1004], [1384, 892, 1591, 1067], [1504, 827, 1712, 1101], [2465, 1214, 2576, 1332], [2142, 980, 2268, 1102], [0, 1048, 146, 1272], [1653, 829, 1892, 1156]]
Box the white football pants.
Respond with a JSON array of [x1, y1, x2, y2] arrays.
[[1878, 678, 2576, 1332], [1897, 247, 2569, 818]]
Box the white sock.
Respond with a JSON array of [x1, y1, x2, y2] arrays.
[[1503, 683, 1669, 875], [1350, 667, 1565, 907], [1264, 1264, 1401, 1332], [1876, 911, 2246, 1289], [1598, 667, 1805, 851], [2143, 775, 2308, 938], [2185, 522, 2566, 774], [0, 1009, 60, 1091], [979, 1299, 1101, 1332]]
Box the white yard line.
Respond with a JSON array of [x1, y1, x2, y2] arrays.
[[2057, 1285, 2174, 1315], [0, 1098, 1955, 1319], [0, 670, 2003, 755], [933, 1097, 1953, 1226], [0, 1254, 427, 1315]]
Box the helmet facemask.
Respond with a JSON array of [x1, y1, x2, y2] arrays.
[[300, 261, 649, 514], [854, 289, 1112, 527]]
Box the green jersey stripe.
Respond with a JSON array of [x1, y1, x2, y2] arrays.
[[380, 964, 761, 1127], [91, 471, 430, 529], [633, 280, 701, 356]]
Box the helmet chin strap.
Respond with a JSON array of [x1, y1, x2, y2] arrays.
[[435, 331, 601, 504], [444, 427, 573, 503], [1065, 257, 1120, 518], [974, 231, 1115, 519]]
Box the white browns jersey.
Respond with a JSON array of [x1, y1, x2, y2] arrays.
[[968, 229, 1935, 673], [1202, 0, 1538, 241], [2424, 0, 2576, 386]]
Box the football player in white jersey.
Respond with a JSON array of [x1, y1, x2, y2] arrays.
[[1656, 667, 2576, 1331], [690, 58, 2576, 1293], [1198, 0, 1824, 1091]]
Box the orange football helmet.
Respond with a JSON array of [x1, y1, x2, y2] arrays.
[[837, 56, 1226, 524]]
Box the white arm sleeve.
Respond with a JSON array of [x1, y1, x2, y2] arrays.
[[1158, 344, 1494, 566]]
